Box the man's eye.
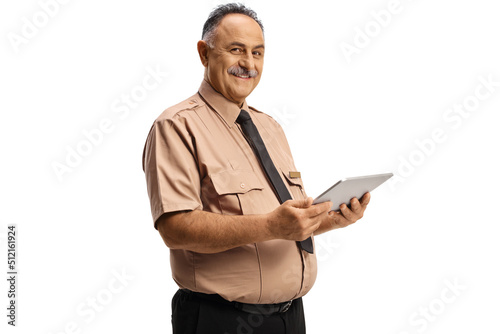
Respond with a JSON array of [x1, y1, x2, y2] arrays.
[[253, 51, 262, 56], [231, 48, 243, 53]]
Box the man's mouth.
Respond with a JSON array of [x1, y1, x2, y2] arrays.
[[232, 73, 251, 79]]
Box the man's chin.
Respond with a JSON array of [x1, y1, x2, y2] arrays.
[[229, 89, 254, 104]]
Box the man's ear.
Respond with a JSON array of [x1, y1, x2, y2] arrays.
[[197, 40, 209, 67]]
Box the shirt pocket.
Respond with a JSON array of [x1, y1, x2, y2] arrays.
[[210, 170, 265, 215], [280, 168, 306, 200]]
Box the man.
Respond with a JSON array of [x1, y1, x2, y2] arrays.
[[142, 3, 370, 333]]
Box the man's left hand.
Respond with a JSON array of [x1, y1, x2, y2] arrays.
[[314, 192, 371, 235]]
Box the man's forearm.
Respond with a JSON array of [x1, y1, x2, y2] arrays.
[[157, 199, 336, 254], [157, 210, 272, 254]]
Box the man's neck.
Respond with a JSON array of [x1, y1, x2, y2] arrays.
[[203, 79, 245, 108]]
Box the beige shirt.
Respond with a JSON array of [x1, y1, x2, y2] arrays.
[[142, 80, 317, 304]]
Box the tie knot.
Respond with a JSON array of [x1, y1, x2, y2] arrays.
[[236, 109, 251, 124]]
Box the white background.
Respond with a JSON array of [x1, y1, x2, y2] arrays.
[[1, 0, 499, 333]]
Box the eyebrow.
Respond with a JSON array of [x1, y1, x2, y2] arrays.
[[228, 42, 265, 50]]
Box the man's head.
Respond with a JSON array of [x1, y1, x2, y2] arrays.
[[198, 3, 265, 106]]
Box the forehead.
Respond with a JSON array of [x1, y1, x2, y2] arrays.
[[214, 14, 264, 46]]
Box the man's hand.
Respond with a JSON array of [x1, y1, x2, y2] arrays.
[[265, 198, 332, 242], [156, 193, 370, 253], [314, 192, 371, 235]]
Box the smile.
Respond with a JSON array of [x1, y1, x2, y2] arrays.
[[232, 73, 252, 79]]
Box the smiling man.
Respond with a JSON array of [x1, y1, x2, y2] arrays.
[[199, 12, 264, 104], [142, 3, 370, 334]]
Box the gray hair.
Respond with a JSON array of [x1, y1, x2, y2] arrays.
[[202, 3, 264, 48]]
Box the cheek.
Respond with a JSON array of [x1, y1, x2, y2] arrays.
[[257, 61, 264, 73], [252, 77, 262, 88], [209, 56, 229, 72]]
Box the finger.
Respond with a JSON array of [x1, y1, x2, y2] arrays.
[[360, 192, 371, 206], [306, 201, 332, 217], [350, 197, 362, 213], [329, 210, 351, 228], [318, 201, 332, 212], [303, 216, 324, 234], [339, 203, 355, 221]]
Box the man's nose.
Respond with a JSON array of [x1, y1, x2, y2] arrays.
[[238, 52, 255, 71]]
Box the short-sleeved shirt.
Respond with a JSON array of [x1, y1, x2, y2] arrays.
[[142, 80, 317, 304]]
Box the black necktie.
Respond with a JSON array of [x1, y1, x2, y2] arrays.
[[236, 109, 314, 253]]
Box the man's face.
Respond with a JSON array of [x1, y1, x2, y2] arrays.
[[201, 14, 265, 105]]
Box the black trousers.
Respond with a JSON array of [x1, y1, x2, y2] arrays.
[[171, 289, 306, 334]]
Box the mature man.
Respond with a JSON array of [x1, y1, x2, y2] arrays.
[[143, 3, 370, 334]]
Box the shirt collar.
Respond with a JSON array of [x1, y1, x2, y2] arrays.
[[198, 79, 249, 128]]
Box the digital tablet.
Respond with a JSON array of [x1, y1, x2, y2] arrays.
[[312, 173, 393, 211]]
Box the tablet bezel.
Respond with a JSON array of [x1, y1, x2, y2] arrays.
[[312, 172, 393, 211]]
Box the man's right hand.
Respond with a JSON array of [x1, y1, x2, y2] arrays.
[[265, 197, 332, 242], [157, 197, 333, 254]]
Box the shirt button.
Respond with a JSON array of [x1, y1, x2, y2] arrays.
[[240, 183, 245, 189]]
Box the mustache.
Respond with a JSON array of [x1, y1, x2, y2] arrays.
[[227, 65, 258, 78]]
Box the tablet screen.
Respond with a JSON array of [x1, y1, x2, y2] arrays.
[[312, 173, 393, 211]]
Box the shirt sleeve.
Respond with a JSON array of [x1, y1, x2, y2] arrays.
[[142, 117, 203, 229]]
